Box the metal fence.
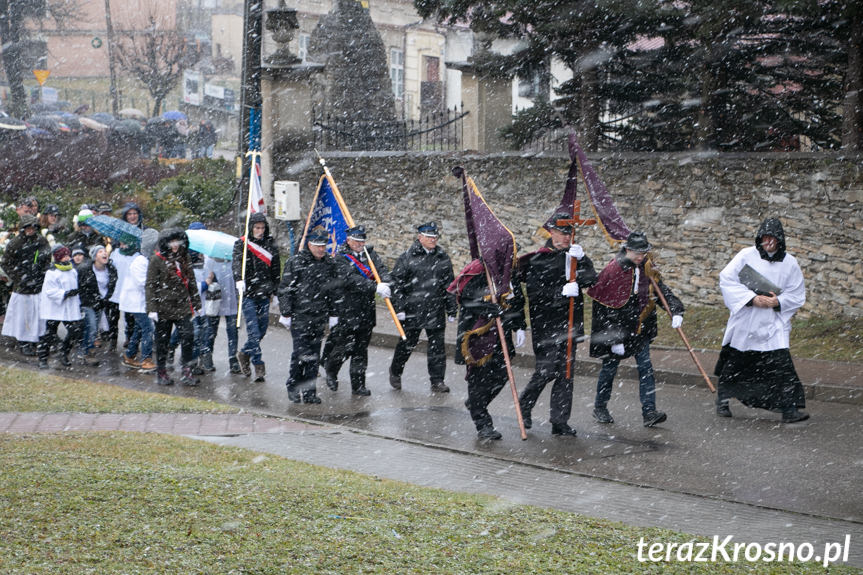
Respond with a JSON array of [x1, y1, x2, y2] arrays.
[[313, 106, 468, 152]]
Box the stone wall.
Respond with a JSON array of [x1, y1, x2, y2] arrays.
[[274, 151, 863, 317]]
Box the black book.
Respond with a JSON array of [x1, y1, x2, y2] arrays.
[[738, 264, 783, 296]]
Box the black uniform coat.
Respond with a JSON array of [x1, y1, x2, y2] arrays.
[[517, 239, 597, 339], [391, 240, 457, 330], [1, 230, 51, 295], [588, 251, 683, 360], [232, 213, 281, 300], [278, 249, 341, 333], [76, 260, 118, 310], [332, 243, 390, 328]]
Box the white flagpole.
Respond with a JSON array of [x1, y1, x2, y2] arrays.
[[237, 150, 262, 328]]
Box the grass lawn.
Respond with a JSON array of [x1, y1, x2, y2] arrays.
[[1, 432, 859, 574], [0, 366, 238, 414]]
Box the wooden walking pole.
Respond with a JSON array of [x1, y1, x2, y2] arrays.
[[482, 262, 528, 440], [296, 176, 324, 252], [553, 201, 596, 379], [236, 149, 262, 328], [647, 273, 716, 393], [316, 153, 407, 340]]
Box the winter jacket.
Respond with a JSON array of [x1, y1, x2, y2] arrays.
[[278, 249, 341, 333], [146, 229, 201, 321], [390, 240, 456, 330], [588, 251, 684, 359], [517, 239, 598, 338], [203, 256, 238, 317], [232, 213, 281, 299], [118, 253, 148, 314], [109, 251, 135, 304], [332, 242, 390, 328], [76, 261, 117, 310], [39, 266, 82, 322], [1, 230, 51, 295]]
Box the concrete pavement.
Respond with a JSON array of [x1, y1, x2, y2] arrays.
[[2, 308, 862, 568]]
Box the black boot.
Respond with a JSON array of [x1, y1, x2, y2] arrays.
[[229, 356, 242, 374], [157, 369, 174, 386], [60, 352, 72, 367], [302, 390, 322, 404], [199, 353, 216, 372], [351, 374, 370, 396], [325, 371, 339, 391], [287, 386, 301, 403], [180, 365, 199, 386]]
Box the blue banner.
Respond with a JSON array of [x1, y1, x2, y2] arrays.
[[309, 175, 349, 254]]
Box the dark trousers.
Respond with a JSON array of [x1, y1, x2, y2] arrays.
[[103, 301, 120, 345], [288, 327, 324, 395], [38, 319, 82, 360], [155, 316, 194, 371], [389, 326, 446, 383], [519, 327, 574, 425], [323, 322, 373, 390], [595, 344, 657, 416], [465, 350, 508, 431]]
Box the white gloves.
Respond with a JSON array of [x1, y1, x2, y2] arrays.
[[447, 316, 456, 323], [279, 316, 291, 329], [148, 312, 158, 322], [235, 280, 245, 294], [376, 282, 391, 298], [611, 343, 625, 356], [671, 315, 683, 329], [561, 282, 580, 298], [568, 244, 584, 260], [328, 316, 339, 328], [515, 329, 526, 348], [396, 311, 406, 321], [633, 267, 639, 294]]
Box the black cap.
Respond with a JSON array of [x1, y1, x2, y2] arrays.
[[307, 227, 329, 246], [417, 221, 439, 237], [548, 212, 574, 232], [345, 225, 367, 241], [624, 231, 652, 253], [43, 204, 60, 215], [95, 202, 112, 213]]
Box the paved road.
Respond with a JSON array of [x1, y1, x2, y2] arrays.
[[3, 320, 862, 567]]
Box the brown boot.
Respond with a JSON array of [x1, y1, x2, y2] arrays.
[[253, 362, 266, 382], [236, 351, 251, 376]]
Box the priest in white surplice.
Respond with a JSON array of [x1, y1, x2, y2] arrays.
[[715, 218, 809, 423]]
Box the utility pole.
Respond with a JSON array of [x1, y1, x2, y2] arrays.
[[236, 0, 263, 232], [104, 0, 119, 115]]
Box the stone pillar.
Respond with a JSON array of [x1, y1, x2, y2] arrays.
[[259, 3, 324, 212], [447, 61, 512, 152]]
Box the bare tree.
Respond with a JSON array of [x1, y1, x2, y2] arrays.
[[0, 0, 81, 118], [114, 15, 198, 117]]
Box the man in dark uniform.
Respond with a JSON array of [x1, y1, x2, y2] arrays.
[[321, 225, 391, 396], [278, 227, 341, 404], [517, 214, 598, 436], [448, 260, 526, 440], [388, 222, 457, 393], [587, 231, 684, 427]]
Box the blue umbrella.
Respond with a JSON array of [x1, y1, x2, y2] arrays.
[[87, 215, 143, 246], [185, 229, 237, 260], [162, 110, 187, 121]]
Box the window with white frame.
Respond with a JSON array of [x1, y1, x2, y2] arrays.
[[298, 33, 310, 63], [390, 48, 404, 100]]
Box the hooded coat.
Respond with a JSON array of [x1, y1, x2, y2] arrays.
[[146, 229, 201, 320], [121, 202, 146, 230], [232, 213, 281, 299], [2, 226, 51, 295]]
